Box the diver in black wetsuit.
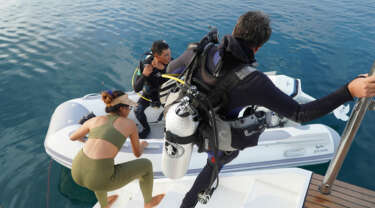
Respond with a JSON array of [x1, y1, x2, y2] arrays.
[[166, 11, 375, 208], [134, 40, 171, 138]]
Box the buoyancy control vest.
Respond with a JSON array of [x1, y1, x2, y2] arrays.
[[161, 41, 266, 154]]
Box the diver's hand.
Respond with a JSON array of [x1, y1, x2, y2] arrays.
[[348, 75, 375, 98], [152, 58, 165, 70], [143, 64, 153, 77], [357, 73, 368, 78]]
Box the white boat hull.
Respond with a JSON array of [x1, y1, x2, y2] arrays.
[[44, 73, 344, 177]]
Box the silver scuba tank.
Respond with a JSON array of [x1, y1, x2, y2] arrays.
[[161, 98, 199, 179]]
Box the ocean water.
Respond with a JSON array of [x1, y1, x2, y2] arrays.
[[1, 0, 375, 207]]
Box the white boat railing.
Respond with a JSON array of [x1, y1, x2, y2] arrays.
[[320, 61, 375, 194]]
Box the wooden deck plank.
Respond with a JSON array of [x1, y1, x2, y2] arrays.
[[307, 188, 371, 208], [303, 200, 329, 208], [303, 174, 375, 208], [312, 174, 375, 197], [305, 195, 347, 208], [309, 183, 375, 207], [310, 179, 375, 203]]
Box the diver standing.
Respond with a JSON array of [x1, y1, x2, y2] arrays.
[[134, 40, 172, 138], [164, 11, 375, 208]]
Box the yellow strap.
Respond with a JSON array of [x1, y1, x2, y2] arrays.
[[161, 74, 185, 85], [131, 67, 186, 102], [131, 67, 152, 102]]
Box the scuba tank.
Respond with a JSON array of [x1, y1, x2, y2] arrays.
[[161, 96, 200, 179], [159, 27, 220, 180]]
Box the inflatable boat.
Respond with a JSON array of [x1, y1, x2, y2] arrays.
[[44, 73, 349, 176]]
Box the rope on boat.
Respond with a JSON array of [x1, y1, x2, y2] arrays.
[[46, 159, 53, 208]]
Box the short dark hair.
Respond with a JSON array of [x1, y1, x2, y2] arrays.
[[233, 11, 272, 49], [151, 40, 169, 55]]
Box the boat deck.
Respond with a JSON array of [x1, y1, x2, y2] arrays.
[[304, 174, 375, 208]]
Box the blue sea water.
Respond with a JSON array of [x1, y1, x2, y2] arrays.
[[1, 0, 375, 207]]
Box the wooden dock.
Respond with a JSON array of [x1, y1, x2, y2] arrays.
[[304, 173, 375, 208]]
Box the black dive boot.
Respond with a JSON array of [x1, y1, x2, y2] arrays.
[[139, 127, 150, 139]]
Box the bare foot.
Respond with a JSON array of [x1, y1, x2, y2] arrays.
[[144, 194, 165, 208], [105, 195, 118, 208]]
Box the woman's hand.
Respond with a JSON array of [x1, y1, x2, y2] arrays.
[[141, 141, 149, 148], [70, 123, 90, 142], [78, 138, 86, 143], [139, 141, 148, 155]]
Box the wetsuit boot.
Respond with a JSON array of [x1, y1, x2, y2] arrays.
[[180, 151, 239, 208]]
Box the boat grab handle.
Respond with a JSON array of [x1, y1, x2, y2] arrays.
[[284, 148, 306, 157], [82, 93, 100, 100], [123, 141, 162, 149], [145, 143, 162, 149]]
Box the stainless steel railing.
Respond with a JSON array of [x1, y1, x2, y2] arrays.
[[320, 61, 375, 194]]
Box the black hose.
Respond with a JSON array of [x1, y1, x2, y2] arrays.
[[201, 96, 220, 192]]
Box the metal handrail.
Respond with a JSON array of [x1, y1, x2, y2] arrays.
[[369, 100, 375, 111], [320, 61, 375, 194]]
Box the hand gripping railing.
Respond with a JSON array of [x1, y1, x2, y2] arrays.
[[320, 61, 375, 194]]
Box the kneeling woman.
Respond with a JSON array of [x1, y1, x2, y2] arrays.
[[70, 90, 164, 208]]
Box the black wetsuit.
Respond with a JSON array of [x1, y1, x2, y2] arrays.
[[167, 35, 354, 208], [134, 55, 167, 136]]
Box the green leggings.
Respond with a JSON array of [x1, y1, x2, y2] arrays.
[[71, 150, 153, 207]]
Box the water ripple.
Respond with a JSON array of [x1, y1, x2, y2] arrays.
[[1, 0, 375, 207]]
